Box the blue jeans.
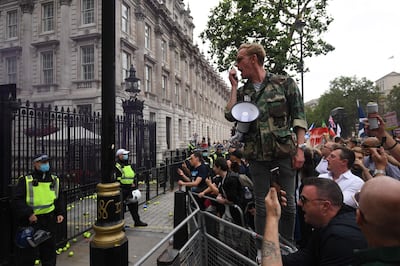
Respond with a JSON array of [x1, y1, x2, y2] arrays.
[[250, 158, 296, 248]]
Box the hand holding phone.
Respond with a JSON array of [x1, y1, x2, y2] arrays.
[[270, 167, 282, 202]]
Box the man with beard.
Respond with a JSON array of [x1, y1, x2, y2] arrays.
[[225, 43, 307, 259]]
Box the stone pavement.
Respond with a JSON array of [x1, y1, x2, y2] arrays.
[[57, 189, 176, 266]]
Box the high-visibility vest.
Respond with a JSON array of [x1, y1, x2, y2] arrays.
[[25, 175, 59, 215], [115, 162, 135, 185]]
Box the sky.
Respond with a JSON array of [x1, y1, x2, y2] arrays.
[[186, 0, 400, 102]]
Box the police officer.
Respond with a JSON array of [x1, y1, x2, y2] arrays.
[[13, 154, 64, 266], [210, 144, 226, 161], [115, 149, 147, 227]]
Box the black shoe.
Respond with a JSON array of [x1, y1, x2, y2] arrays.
[[135, 221, 148, 227]]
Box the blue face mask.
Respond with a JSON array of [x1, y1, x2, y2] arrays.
[[122, 154, 128, 160], [40, 163, 50, 172]]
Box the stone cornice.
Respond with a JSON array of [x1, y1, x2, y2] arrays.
[[168, 39, 176, 49], [120, 38, 138, 52], [31, 40, 60, 49], [144, 52, 157, 65], [0, 45, 22, 54], [70, 33, 101, 42], [154, 24, 163, 36], [19, 0, 34, 13], [135, 5, 146, 21], [59, 0, 72, 6]]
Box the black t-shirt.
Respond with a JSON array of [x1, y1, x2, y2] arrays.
[[283, 205, 368, 266], [190, 163, 209, 193]]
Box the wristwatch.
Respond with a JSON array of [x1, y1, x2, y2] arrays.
[[373, 169, 386, 177]]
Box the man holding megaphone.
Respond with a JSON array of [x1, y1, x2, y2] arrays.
[[225, 43, 307, 261]]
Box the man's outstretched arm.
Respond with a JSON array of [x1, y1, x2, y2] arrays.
[[262, 187, 284, 266]]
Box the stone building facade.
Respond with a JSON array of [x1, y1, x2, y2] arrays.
[[0, 0, 233, 157]]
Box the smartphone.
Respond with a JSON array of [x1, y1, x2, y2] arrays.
[[270, 167, 281, 201]]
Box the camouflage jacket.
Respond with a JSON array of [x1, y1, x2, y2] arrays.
[[225, 72, 307, 161]]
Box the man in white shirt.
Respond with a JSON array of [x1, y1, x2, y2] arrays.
[[315, 141, 335, 174], [319, 146, 364, 208]]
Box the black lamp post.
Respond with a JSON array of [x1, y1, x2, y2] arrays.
[[122, 65, 144, 169], [125, 65, 141, 97], [295, 17, 306, 101], [90, 0, 128, 265], [123, 64, 143, 119]]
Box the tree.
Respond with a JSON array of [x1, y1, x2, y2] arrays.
[[200, 0, 334, 73], [387, 85, 400, 113], [306, 76, 380, 137]]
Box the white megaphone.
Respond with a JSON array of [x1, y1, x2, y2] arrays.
[[230, 96, 260, 142]]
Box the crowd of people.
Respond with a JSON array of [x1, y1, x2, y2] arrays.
[[220, 42, 399, 265], [13, 41, 400, 266]]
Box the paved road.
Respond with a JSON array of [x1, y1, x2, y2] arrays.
[[57, 189, 176, 265]]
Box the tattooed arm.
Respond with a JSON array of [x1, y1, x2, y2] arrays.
[[262, 187, 284, 266]]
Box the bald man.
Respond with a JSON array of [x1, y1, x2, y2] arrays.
[[354, 176, 400, 264], [362, 137, 400, 180]]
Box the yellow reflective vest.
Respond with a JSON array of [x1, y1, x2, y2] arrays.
[[25, 175, 59, 215], [115, 162, 135, 185]]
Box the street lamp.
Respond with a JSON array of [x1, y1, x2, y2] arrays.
[[294, 17, 306, 101], [125, 64, 141, 97], [123, 64, 143, 117], [122, 64, 144, 169]]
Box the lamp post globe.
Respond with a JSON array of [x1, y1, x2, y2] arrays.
[[125, 64, 140, 95]]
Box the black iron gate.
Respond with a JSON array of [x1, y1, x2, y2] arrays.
[[0, 84, 157, 265]]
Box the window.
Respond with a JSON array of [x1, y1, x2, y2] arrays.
[[7, 10, 18, 39], [175, 82, 180, 104], [174, 51, 180, 72], [77, 104, 92, 114], [185, 88, 190, 108], [184, 60, 189, 80], [81, 45, 94, 80], [42, 2, 54, 32], [150, 112, 156, 122], [178, 119, 182, 139], [145, 65, 152, 92], [41, 51, 53, 84], [144, 23, 151, 50], [6, 57, 17, 84], [121, 3, 129, 33], [81, 0, 95, 25], [162, 75, 168, 98], [161, 39, 167, 62], [121, 51, 131, 80]]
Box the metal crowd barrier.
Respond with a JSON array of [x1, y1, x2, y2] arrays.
[[135, 190, 297, 265]]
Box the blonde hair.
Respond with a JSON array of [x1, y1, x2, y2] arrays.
[[238, 43, 266, 66]]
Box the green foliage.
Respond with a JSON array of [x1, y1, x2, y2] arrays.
[[387, 85, 400, 113], [200, 0, 334, 73], [305, 76, 380, 137]]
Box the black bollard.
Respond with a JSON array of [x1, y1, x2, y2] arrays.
[[173, 190, 188, 249]]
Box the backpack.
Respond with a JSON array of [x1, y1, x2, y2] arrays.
[[237, 174, 254, 209]]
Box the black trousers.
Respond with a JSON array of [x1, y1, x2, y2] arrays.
[[16, 213, 57, 266], [121, 185, 141, 223]]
